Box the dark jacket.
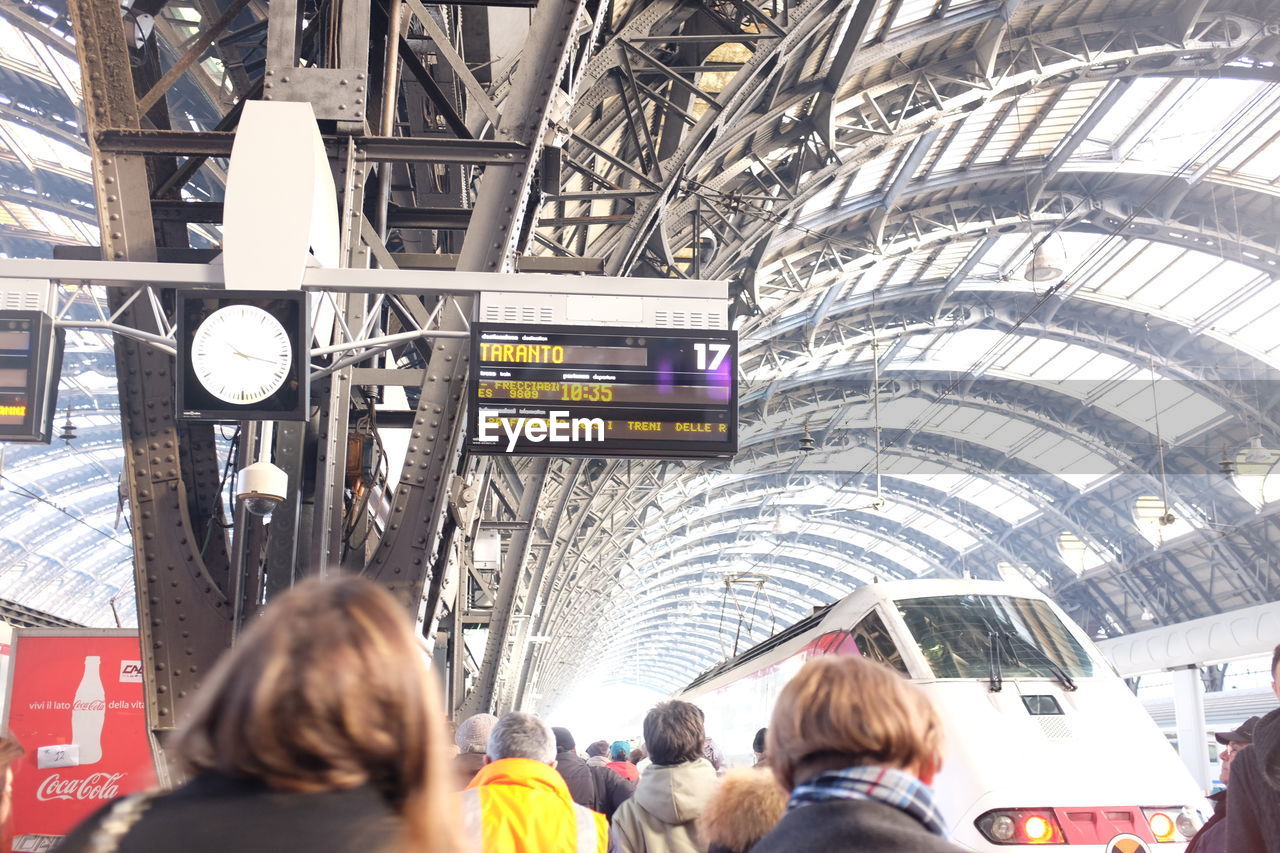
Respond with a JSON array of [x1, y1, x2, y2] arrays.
[[557, 749, 635, 820], [1185, 790, 1226, 853], [1229, 706, 1280, 853], [749, 798, 965, 853], [455, 751, 487, 789], [54, 772, 399, 853]]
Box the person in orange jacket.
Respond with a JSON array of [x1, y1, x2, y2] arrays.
[[461, 711, 608, 852]]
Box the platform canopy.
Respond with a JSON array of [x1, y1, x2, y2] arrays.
[[0, 0, 1278, 707]]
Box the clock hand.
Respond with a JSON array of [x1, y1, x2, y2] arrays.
[[226, 345, 277, 365]]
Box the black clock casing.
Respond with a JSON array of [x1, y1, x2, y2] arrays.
[[176, 290, 310, 421]]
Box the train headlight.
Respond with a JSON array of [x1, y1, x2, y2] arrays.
[[1024, 816, 1054, 843], [1175, 808, 1201, 838], [1142, 808, 1195, 843], [1148, 813, 1176, 842], [976, 809, 1065, 844]]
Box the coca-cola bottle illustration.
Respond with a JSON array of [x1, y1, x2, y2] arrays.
[[71, 655, 105, 765]]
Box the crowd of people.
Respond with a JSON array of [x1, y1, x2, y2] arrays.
[[0, 575, 1264, 852]]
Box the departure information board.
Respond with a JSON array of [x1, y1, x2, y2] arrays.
[[0, 311, 61, 444], [466, 323, 737, 458]]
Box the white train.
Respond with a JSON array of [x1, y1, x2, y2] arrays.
[[679, 579, 1208, 851]]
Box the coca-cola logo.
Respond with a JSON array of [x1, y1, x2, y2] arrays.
[[35, 772, 122, 801], [72, 699, 105, 712]]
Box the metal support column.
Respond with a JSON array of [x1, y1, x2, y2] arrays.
[[460, 458, 548, 716], [1172, 665, 1210, 792]]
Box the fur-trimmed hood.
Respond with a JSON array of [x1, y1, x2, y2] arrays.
[[697, 767, 787, 853]]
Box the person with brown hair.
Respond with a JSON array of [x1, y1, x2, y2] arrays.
[[55, 576, 460, 853], [750, 655, 965, 853], [610, 700, 718, 853], [696, 767, 786, 853]]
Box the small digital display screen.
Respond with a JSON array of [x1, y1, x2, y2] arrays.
[[0, 312, 59, 443], [467, 323, 737, 459]]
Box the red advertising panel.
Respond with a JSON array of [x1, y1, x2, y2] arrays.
[[2, 630, 156, 852]]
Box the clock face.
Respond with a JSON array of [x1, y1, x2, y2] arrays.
[[190, 305, 294, 405]]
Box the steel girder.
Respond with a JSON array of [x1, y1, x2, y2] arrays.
[[684, 13, 1270, 279], [67, 0, 238, 746], [742, 289, 1280, 442], [636, 476, 1057, 575], [548, 3, 1266, 276], [59, 0, 600, 742]]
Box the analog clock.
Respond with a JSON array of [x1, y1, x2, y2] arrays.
[[176, 290, 309, 422], [191, 305, 292, 404]]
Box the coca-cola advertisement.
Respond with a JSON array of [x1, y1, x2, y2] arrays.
[[1, 631, 155, 851]]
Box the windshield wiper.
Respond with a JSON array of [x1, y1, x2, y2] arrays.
[[987, 630, 1003, 693], [1002, 631, 1077, 691]]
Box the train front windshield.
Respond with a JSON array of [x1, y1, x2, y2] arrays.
[[897, 594, 1094, 680]]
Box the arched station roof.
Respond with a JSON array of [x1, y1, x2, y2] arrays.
[[1, 0, 1279, 698], [518, 0, 1280, 709]]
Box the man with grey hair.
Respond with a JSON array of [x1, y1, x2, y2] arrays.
[[461, 711, 607, 851]]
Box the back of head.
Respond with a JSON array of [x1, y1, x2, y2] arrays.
[[697, 767, 788, 853], [0, 737, 23, 770], [489, 712, 556, 764], [174, 576, 457, 851], [629, 747, 645, 765], [552, 726, 575, 754], [609, 740, 630, 762], [586, 739, 610, 758], [456, 714, 498, 755], [768, 655, 942, 791], [753, 728, 767, 757], [643, 701, 705, 766]]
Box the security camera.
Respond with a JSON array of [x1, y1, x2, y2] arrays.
[[237, 461, 288, 518]]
